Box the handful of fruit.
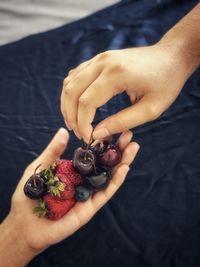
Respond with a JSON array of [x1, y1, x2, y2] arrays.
[[24, 140, 122, 220]]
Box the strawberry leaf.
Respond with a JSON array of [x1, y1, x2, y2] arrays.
[[48, 181, 65, 197], [33, 199, 48, 217]]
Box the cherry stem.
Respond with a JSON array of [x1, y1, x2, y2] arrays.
[[33, 178, 37, 187], [34, 164, 42, 174], [33, 164, 42, 187], [84, 131, 94, 161]]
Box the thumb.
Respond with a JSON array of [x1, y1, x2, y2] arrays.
[[93, 95, 160, 139]]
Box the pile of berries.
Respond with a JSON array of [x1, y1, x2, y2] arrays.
[[24, 140, 122, 220]]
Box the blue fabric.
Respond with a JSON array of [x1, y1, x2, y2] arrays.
[[0, 0, 200, 266]]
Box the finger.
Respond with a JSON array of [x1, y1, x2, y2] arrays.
[[112, 141, 139, 175], [117, 130, 133, 151], [61, 60, 92, 132], [73, 142, 139, 219], [29, 128, 69, 171], [94, 142, 139, 208], [93, 94, 160, 140], [92, 165, 129, 211], [55, 165, 130, 239], [54, 141, 139, 239], [77, 76, 121, 143], [65, 60, 91, 86], [61, 64, 102, 137]]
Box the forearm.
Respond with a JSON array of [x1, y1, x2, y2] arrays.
[[0, 214, 36, 267], [159, 3, 200, 80]]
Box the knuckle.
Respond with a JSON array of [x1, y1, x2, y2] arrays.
[[73, 75, 82, 84], [68, 68, 75, 75], [107, 64, 125, 74], [147, 104, 161, 120], [63, 77, 70, 86], [79, 96, 89, 107], [64, 85, 74, 96], [98, 51, 111, 61], [78, 62, 85, 68]]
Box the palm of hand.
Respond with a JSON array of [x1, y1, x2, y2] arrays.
[[9, 128, 139, 253]]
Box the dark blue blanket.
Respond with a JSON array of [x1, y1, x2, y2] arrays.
[[0, 0, 200, 266]]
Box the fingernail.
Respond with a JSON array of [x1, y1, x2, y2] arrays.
[[56, 128, 69, 141], [58, 127, 67, 133], [93, 127, 110, 140], [64, 120, 72, 131], [134, 142, 140, 153]]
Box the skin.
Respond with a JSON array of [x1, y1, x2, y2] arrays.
[[0, 128, 139, 267], [61, 3, 200, 143]]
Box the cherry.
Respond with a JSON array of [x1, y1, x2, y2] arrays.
[[72, 147, 96, 175], [24, 165, 47, 199], [24, 174, 47, 199], [91, 141, 122, 167], [98, 144, 122, 167], [86, 166, 111, 191]]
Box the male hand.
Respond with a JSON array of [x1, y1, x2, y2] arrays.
[[61, 45, 188, 143]]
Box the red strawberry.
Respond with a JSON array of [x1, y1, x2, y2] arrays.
[[59, 184, 75, 200], [55, 159, 85, 186], [43, 194, 75, 220], [56, 173, 73, 186]]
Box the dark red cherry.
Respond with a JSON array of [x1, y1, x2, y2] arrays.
[[24, 174, 47, 199], [96, 143, 122, 167], [86, 166, 111, 191], [72, 147, 96, 175]]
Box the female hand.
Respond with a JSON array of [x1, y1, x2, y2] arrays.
[[61, 44, 190, 143], [0, 128, 139, 267]]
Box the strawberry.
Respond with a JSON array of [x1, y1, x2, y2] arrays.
[[56, 173, 74, 186], [59, 184, 75, 200], [55, 160, 85, 186], [33, 160, 85, 220], [43, 194, 75, 220]]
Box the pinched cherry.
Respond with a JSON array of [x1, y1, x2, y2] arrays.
[[72, 147, 96, 175]]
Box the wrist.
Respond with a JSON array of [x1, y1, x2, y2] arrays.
[[0, 213, 37, 267], [158, 4, 200, 80], [158, 31, 199, 80]]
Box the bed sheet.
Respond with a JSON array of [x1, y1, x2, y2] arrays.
[[0, 0, 200, 266]]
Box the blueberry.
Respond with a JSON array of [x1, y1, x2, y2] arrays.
[[75, 186, 92, 202], [24, 174, 47, 199]]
